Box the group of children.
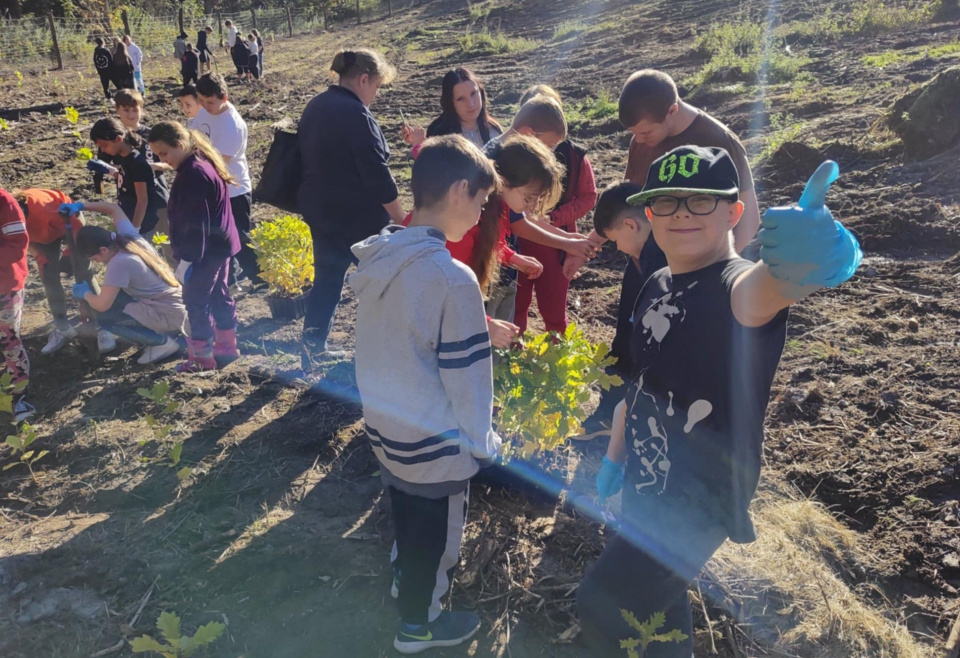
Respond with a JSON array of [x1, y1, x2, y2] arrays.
[[343, 54, 861, 655], [226, 19, 265, 81], [1, 44, 863, 655]]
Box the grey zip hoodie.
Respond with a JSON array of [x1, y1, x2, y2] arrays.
[[349, 225, 502, 498]]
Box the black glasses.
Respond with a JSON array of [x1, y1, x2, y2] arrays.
[[646, 194, 734, 216]]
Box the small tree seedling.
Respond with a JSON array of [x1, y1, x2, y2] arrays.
[[619, 610, 688, 658], [131, 611, 225, 657]]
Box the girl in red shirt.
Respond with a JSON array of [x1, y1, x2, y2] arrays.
[[514, 85, 598, 335], [0, 188, 33, 421]]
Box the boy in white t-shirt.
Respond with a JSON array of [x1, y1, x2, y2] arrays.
[[192, 73, 262, 285]]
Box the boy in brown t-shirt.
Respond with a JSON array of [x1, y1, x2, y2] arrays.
[[574, 69, 761, 433]]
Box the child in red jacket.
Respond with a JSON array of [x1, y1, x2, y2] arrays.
[[0, 188, 34, 422], [514, 86, 598, 335]]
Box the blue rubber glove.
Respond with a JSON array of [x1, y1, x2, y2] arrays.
[[58, 202, 84, 218], [72, 281, 92, 299], [86, 159, 114, 175], [759, 161, 862, 288], [175, 260, 193, 285], [596, 456, 625, 501]]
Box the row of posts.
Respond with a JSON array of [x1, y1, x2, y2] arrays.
[[45, 1, 404, 72]]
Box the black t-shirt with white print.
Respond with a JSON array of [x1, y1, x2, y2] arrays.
[[116, 149, 169, 234], [621, 258, 787, 545]]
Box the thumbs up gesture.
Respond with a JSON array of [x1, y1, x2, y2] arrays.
[[759, 161, 862, 288]]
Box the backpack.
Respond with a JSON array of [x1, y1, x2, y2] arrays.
[[253, 127, 301, 213]]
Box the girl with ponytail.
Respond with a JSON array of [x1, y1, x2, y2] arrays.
[[148, 121, 241, 372], [62, 201, 185, 365], [90, 117, 170, 245]]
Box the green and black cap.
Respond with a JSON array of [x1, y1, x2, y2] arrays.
[[627, 145, 740, 206]]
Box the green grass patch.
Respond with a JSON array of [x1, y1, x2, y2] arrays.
[[553, 20, 587, 40], [750, 111, 808, 167], [459, 28, 538, 55], [861, 41, 960, 67], [693, 19, 810, 85], [468, 0, 496, 20], [565, 90, 619, 125], [777, 0, 938, 41]]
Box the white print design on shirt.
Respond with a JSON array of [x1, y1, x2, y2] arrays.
[[637, 281, 698, 346]]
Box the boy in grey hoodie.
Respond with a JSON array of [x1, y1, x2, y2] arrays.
[[350, 135, 501, 655]]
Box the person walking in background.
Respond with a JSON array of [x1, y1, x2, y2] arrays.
[[174, 32, 188, 62], [253, 29, 264, 78], [197, 25, 214, 74], [123, 35, 145, 95], [297, 48, 404, 367], [245, 34, 260, 81], [111, 39, 135, 91], [93, 37, 113, 99], [181, 42, 200, 87], [225, 20, 247, 79]]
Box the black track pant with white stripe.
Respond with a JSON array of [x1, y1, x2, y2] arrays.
[[389, 485, 468, 625]]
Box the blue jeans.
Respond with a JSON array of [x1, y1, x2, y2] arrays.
[[98, 291, 166, 346], [302, 227, 357, 350], [133, 71, 145, 94]]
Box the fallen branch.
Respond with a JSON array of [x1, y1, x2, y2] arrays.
[[946, 608, 960, 658], [89, 577, 157, 658]]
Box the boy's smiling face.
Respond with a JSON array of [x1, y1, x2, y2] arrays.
[[115, 103, 142, 129], [645, 192, 744, 270]]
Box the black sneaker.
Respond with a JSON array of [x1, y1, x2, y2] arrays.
[[393, 611, 480, 654]]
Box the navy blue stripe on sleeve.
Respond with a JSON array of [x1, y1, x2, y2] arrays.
[[438, 331, 489, 353], [438, 346, 491, 370]]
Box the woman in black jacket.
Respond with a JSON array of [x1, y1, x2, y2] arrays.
[[401, 67, 502, 152], [296, 48, 403, 366], [111, 39, 135, 90]]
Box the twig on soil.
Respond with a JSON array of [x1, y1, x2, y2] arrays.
[[945, 608, 960, 658], [89, 577, 157, 657], [696, 582, 718, 655]]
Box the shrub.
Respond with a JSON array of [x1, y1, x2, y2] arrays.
[[693, 20, 810, 85], [459, 27, 538, 55], [250, 215, 314, 297], [493, 325, 621, 459]]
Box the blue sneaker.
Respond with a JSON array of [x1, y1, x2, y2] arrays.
[[393, 611, 480, 654]]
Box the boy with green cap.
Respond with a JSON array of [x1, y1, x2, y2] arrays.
[[576, 145, 862, 656]]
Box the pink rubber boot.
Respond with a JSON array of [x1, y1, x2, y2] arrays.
[[213, 327, 241, 366], [176, 338, 216, 373]]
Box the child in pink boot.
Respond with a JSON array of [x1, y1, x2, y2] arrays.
[[147, 121, 241, 372]]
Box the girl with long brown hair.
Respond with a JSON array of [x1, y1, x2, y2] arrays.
[[64, 201, 185, 365], [148, 121, 241, 372], [401, 67, 503, 153]]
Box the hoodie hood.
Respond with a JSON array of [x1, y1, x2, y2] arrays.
[[349, 225, 448, 300]]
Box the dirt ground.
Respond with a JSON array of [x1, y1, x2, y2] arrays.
[[1, 0, 958, 656]]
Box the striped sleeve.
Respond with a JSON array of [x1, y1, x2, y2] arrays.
[[437, 281, 501, 463]]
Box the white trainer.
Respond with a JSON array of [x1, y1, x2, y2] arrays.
[[137, 337, 181, 364], [98, 330, 117, 353], [41, 326, 78, 355]]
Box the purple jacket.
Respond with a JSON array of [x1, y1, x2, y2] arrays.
[[167, 153, 241, 263]]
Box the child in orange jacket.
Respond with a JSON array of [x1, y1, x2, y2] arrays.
[[0, 188, 33, 422]]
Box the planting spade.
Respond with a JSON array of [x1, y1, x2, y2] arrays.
[[59, 207, 101, 362]]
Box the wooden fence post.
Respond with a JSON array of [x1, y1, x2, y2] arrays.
[[121, 8, 131, 35], [386, 0, 392, 17], [356, 0, 361, 24], [285, 4, 293, 36], [178, 7, 184, 36], [48, 12, 63, 70], [217, 10, 223, 47], [321, 2, 329, 31], [103, 0, 112, 31], [251, 8, 257, 31]]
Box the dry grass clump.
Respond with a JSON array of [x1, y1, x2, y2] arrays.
[[711, 490, 934, 657]]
